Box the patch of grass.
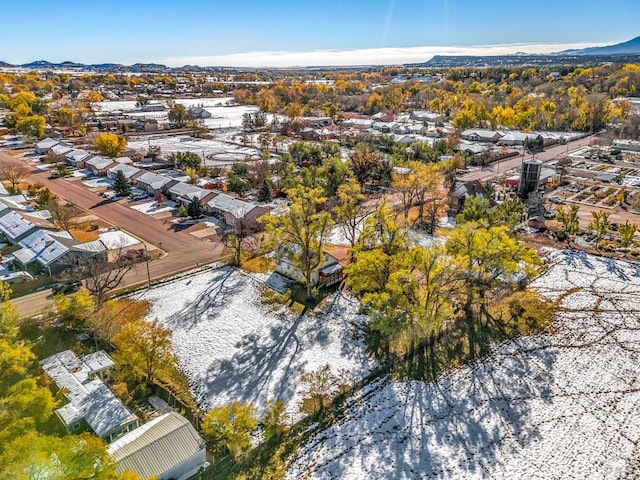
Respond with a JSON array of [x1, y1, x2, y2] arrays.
[[241, 252, 274, 274], [69, 228, 100, 242]]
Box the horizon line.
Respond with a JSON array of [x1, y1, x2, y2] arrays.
[[2, 40, 619, 69]]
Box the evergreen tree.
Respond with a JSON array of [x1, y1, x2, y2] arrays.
[[187, 196, 204, 219], [113, 170, 131, 197], [257, 179, 273, 203]]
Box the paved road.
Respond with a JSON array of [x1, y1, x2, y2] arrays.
[[0, 150, 228, 317], [459, 136, 593, 183], [12, 288, 52, 318]]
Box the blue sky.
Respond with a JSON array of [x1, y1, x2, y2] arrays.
[[1, 0, 638, 66]]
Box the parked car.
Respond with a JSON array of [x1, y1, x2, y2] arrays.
[[549, 196, 565, 205], [48, 172, 60, 179], [543, 210, 557, 219], [130, 192, 148, 201], [52, 281, 81, 295]]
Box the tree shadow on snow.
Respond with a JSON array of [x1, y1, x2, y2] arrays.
[[294, 338, 559, 479]]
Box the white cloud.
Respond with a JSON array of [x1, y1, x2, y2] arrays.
[[158, 42, 608, 68]]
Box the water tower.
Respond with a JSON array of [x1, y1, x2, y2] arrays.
[[518, 157, 542, 200]]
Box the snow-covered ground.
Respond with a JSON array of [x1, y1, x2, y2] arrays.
[[286, 249, 640, 479], [82, 177, 113, 188], [140, 267, 374, 419], [130, 200, 177, 215], [127, 135, 261, 165]]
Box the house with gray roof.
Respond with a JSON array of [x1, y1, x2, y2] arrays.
[[108, 412, 206, 480], [135, 172, 178, 196], [86, 156, 116, 175], [0, 210, 38, 244], [206, 193, 270, 229], [12, 229, 99, 275], [462, 129, 504, 143], [167, 182, 216, 206], [107, 164, 143, 181], [64, 149, 93, 168], [40, 350, 138, 442], [34, 137, 60, 154]]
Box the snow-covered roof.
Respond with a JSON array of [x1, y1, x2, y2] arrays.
[[169, 182, 212, 202], [207, 193, 258, 219], [76, 230, 139, 253], [51, 144, 72, 156], [81, 351, 115, 374], [115, 156, 133, 164], [41, 350, 136, 437], [66, 149, 93, 163], [108, 164, 141, 178], [136, 172, 174, 189], [14, 229, 75, 267], [86, 156, 115, 170], [0, 183, 8, 196], [35, 138, 59, 150], [108, 412, 205, 479], [0, 211, 37, 241]]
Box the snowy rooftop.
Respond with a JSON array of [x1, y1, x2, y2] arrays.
[[207, 193, 259, 219], [41, 350, 135, 437], [86, 156, 115, 170], [0, 211, 36, 241], [14, 229, 73, 267], [108, 163, 141, 178], [135, 172, 175, 189]]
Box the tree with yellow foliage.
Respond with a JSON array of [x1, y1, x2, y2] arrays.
[[94, 132, 127, 158]]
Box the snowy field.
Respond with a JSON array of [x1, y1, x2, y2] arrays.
[[127, 135, 261, 164], [96, 97, 264, 129], [140, 267, 374, 418], [286, 249, 640, 479]]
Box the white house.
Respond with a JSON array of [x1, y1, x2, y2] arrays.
[[108, 412, 207, 480], [64, 149, 93, 168], [275, 247, 344, 288], [40, 350, 138, 442]]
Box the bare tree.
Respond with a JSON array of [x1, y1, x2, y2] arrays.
[[221, 218, 257, 267], [0, 165, 29, 191], [69, 246, 135, 307], [46, 198, 77, 232]]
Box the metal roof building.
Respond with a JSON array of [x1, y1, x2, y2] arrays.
[[108, 412, 207, 480]]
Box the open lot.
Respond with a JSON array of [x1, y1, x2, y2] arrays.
[[286, 249, 640, 479], [139, 267, 375, 419], [127, 135, 261, 165]]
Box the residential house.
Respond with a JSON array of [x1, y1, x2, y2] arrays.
[[167, 182, 216, 206], [134, 172, 178, 197], [448, 180, 496, 215], [34, 137, 59, 154], [86, 156, 116, 176], [188, 106, 212, 119], [107, 412, 207, 480], [107, 164, 143, 182], [275, 247, 344, 288], [114, 156, 134, 165], [142, 101, 165, 112], [206, 193, 270, 229], [50, 143, 73, 157], [64, 149, 93, 168], [12, 229, 98, 275], [411, 110, 446, 123], [461, 129, 504, 143], [300, 116, 333, 127], [0, 210, 38, 244], [40, 350, 139, 442], [342, 118, 373, 130], [498, 131, 540, 147], [372, 111, 397, 123]]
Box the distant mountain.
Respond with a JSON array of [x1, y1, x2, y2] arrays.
[[556, 36, 640, 56]]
